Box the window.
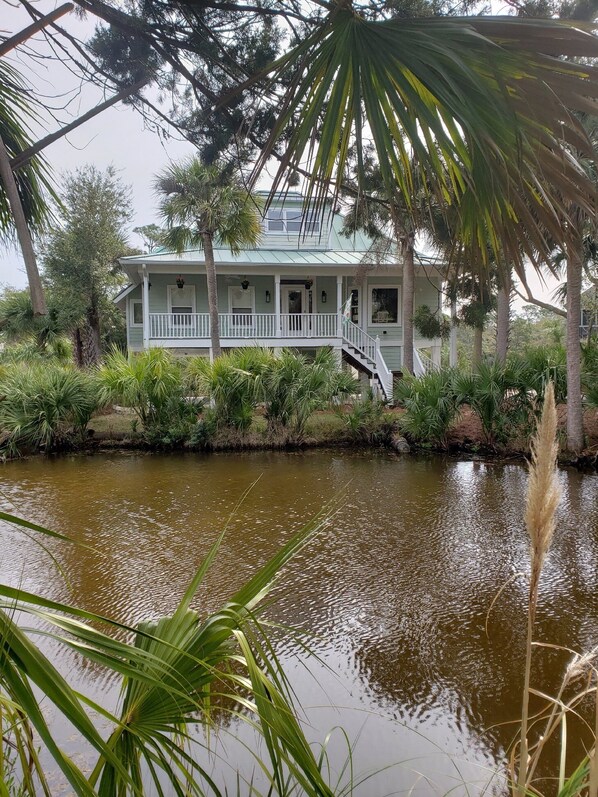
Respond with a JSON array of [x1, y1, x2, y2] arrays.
[[370, 287, 399, 324], [168, 285, 196, 318], [264, 209, 320, 235], [132, 301, 143, 326], [229, 286, 255, 325]]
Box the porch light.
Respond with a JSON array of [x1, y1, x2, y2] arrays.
[[321, 290, 327, 304], [176, 275, 185, 289], [265, 290, 271, 303], [305, 278, 313, 289], [241, 279, 250, 290]]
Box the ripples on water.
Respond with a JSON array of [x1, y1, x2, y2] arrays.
[[1, 451, 598, 795]]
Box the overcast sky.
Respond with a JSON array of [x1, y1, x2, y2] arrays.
[[1, 0, 562, 311]]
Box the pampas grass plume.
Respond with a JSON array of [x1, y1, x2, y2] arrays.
[[524, 382, 561, 620]]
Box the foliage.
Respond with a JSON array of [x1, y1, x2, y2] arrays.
[[0, 288, 68, 349], [413, 304, 449, 340], [582, 338, 598, 408], [510, 306, 565, 352], [262, 348, 357, 438], [339, 391, 395, 444], [186, 348, 272, 431], [0, 510, 338, 796], [258, 8, 598, 275], [155, 159, 262, 254], [0, 337, 73, 367], [453, 361, 532, 447], [510, 345, 567, 405], [41, 165, 133, 367], [395, 368, 460, 449], [0, 364, 102, 455], [0, 61, 55, 241], [99, 348, 201, 444]]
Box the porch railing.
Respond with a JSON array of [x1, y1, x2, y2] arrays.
[[149, 312, 340, 340]]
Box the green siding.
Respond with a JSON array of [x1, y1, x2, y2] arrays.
[[380, 345, 402, 371], [316, 276, 337, 312]]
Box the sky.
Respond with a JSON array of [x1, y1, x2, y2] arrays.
[[1, 0, 563, 312]]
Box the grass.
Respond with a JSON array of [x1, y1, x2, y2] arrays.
[[88, 408, 369, 447]]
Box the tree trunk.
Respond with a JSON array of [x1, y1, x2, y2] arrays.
[[83, 301, 102, 367], [402, 233, 415, 375], [473, 325, 483, 366], [449, 297, 458, 368], [496, 268, 511, 364], [566, 240, 584, 453], [0, 135, 47, 315], [73, 327, 84, 368], [203, 233, 221, 359]]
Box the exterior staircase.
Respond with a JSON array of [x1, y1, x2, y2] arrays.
[[342, 320, 440, 400], [341, 320, 394, 400]]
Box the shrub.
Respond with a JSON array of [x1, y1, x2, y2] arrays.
[[340, 391, 395, 444], [99, 348, 201, 444], [582, 339, 598, 408], [0, 364, 102, 455], [394, 368, 460, 449], [186, 347, 273, 431], [510, 344, 567, 405], [263, 348, 357, 439], [452, 360, 532, 447]]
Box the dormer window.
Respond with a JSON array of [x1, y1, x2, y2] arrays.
[[265, 209, 320, 235]]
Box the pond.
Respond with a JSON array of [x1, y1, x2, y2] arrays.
[[1, 450, 598, 795]]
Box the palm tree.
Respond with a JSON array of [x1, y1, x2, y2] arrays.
[[0, 61, 55, 316], [254, 9, 598, 270], [155, 159, 262, 359]]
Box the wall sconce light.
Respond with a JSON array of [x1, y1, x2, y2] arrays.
[[265, 290, 271, 303], [321, 290, 327, 304], [176, 275, 185, 289], [304, 278, 313, 290], [241, 279, 250, 290]]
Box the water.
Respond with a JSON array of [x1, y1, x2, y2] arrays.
[[1, 450, 598, 795]]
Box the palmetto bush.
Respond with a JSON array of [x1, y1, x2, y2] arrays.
[[394, 369, 460, 449], [99, 348, 201, 443], [0, 511, 337, 796], [262, 348, 357, 439], [0, 364, 101, 455], [453, 361, 532, 447], [509, 345, 567, 405], [186, 347, 272, 431]]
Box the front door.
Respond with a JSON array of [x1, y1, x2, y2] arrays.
[[281, 286, 306, 334]]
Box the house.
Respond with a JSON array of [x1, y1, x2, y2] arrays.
[[115, 192, 444, 399]]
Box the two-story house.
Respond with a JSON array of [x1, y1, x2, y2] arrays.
[[115, 192, 444, 399]]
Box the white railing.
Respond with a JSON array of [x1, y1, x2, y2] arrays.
[[341, 319, 377, 363], [150, 313, 210, 339], [279, 313, 338, 338], [149, 312, 340, 340], [375, 338, 394, 400], [218, 313, 277, 338], [413, 348, 439, 376]]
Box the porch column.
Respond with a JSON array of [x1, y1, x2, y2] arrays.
[[274, 273, 281, 335], [336, 274, 343, 338], [142, 268, 150, 350], [449, 297, 457, 367]]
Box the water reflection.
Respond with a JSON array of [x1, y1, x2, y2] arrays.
[[1, 451, 597, 795]]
